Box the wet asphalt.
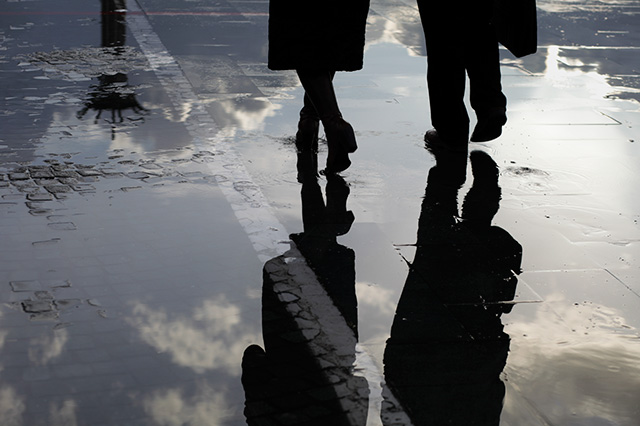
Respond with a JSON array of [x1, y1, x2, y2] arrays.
[[1, 0, 640, 425]]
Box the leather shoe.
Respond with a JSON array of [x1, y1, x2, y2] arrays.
[[471, 109, 507, 142], [424, 129, 467, 153]]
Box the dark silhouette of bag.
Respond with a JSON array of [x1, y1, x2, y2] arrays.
[[492, 0, 537, 58]]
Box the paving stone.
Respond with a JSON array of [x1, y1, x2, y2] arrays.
[[100, 169, 124, 178], [8, 173, 30, 180], [29, 209, 52, 216], [76, 169, 102, 177], [53, 170, 80, 178], [54, 299, 83, 310], [27, 165, 50, 172], [120, 186, 142, 192], [44, 184, 72, 194], [126, 171, 150, 179], [25, 201, 46, 209], [139, 163, 162, 170], [43, 280, 72, 289], [15, 184, 40, 194], [57, 177, 79, 185], [34, 291, 54, 300], [27, 192, 54, 201], [70, 183, 96, 191], [10, 281, 42, 292], [32, 238, 61, 247], [22, 300, 54, 313], [29, 311, 59, 321], [47, 222, 77, 230], [2, 194, 24, 200], [33, 179, 58, 186], [31, 170, 55, 179]]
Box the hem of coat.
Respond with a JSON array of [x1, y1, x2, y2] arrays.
[[267, 63, 364, 72]]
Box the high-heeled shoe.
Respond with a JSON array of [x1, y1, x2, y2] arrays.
[[324, 115, 357, 153], [323, 116, 357, 174]]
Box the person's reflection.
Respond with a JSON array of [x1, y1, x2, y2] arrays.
[[382, 149, 522, 425], [292, 147, 358, 334], [77, 0, 147, 135], [241, 150, 366, 425]]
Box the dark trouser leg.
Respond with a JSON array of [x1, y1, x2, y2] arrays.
[[464, 4, 507, 142], [464, 6, 506, 118], [417, 1, 469, 145]]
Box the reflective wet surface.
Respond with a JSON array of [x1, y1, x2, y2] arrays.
[[1, 0, 639, 424]]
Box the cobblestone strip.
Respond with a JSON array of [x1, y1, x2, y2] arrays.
[[262, 252, 370, 423], [125, 2, 407, 423]]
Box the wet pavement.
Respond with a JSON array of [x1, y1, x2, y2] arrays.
[[1, 0, 639, 424]]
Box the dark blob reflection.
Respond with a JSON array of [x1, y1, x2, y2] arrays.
[[383, 150, 523, 425], [241, 150, 366, 425], [77, 0, 147, 134]]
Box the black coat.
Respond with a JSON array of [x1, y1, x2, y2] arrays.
[[268, 0, 370, 71]]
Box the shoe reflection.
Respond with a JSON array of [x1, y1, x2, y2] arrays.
[[242, 151, 366, 425], [382, 150, 522, 425]]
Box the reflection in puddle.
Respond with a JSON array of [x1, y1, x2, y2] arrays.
[[77, 1, 148, 138], [142, 383, 233, 426], [382, 150, 522, 424], [1, 1, 639, 424], [0, 387, 25, 426], [506, 298, 640, 425], [242, 150, 369, 424], [129, 297, 259, 374]]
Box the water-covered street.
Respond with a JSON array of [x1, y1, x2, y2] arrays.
[[1, 0, 639, 424]]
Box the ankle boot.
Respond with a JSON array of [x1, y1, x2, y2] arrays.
[[323, 115, 357, 153], [322, 115, 356, 174]]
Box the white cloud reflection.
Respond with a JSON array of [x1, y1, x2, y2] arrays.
[[48, 399, 78, 426], [128, 296, 260, 374], [356, 282, 398, 316], [141, 382, 233, 426], [505, 294, 640, 425], [0, 387, 25, 426], [28, 329, 69, 366]]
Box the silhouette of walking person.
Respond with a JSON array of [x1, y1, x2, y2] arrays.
[[418, 2, 508, 151], [268, 0, 370, 174], [382, 149, 522, 425]]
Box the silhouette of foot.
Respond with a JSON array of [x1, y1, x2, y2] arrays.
[[424, 129, 468, 153], [471, 109, 507, 142], [323, 116, 355, 174]]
